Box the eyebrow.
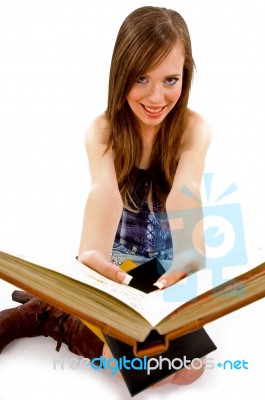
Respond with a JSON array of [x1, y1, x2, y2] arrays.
[[143, 72, 182, 78], [164, 73, 182, 78]]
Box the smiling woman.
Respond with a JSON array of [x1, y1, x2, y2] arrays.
[[0, 0, 265, 399], [0, 3, 210, 394], [92, 2, 209, 384]]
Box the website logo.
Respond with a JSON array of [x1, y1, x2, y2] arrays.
[[52, 355, 249, 374]]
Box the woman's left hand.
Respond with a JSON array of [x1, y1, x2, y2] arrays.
[[154, 249, 205, 288]]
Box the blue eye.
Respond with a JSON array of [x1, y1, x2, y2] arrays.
[[137, 76, 148, 84], [165, 77, 178, 85]]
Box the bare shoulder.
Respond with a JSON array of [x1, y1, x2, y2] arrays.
[[181, 110, 212, 151], [83, 114, 116, 182], [84, 113, 110, 148]]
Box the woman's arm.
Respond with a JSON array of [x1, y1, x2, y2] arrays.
[[156, 111, 212, 287], [78, 115, 129, 283]]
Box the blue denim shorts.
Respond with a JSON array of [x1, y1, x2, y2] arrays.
[[111, 242, 173, 271]]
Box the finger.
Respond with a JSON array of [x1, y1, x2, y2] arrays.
[[78, 251, 132, 284], [153, 271, 187, 289], [100, 262, 132, 284]]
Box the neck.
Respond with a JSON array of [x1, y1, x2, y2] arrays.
[[138, 137, 153, 170], [138, 124, 160, 169]]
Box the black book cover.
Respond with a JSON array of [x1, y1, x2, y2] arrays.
[[104, 258, 217, 396], [104, 328, 217, 396], [127, 257, 166, 293]]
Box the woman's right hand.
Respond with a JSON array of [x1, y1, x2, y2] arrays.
[[78, 250, 132, 285]]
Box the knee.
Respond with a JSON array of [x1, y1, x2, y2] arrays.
[[170, 358, 205, 385]]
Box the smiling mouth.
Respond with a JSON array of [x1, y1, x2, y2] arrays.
[[141, 104, 166, 114]]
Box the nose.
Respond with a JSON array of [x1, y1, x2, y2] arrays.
[[146, 83, 164, 104]]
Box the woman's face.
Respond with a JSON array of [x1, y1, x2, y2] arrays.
[[127, 41, 185, 136]]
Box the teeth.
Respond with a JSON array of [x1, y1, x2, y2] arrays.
[[144, 106, 164, 114]]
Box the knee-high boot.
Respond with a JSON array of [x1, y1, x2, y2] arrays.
[[0, 290, 104, 360]]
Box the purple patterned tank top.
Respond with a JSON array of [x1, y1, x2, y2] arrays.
[[114, 169, 173, 257]]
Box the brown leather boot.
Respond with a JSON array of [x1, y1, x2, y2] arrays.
[[0, 291, 104, 360]]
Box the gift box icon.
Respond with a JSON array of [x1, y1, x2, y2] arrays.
[[164, 173, 248, 300], [178, 173, 247, 269]]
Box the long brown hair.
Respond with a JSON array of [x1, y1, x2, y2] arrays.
[[106, 6, 195, 210]]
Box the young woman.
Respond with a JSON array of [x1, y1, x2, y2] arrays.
[[0, 6, 211, 388]]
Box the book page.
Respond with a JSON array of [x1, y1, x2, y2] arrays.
[[1, 250, 206, 325], [13, 251, 153, 316], [2, 246, 264, 327], [132, 246, 265, 325]]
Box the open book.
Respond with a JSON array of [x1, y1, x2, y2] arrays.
[[0, 249, 264, 357]]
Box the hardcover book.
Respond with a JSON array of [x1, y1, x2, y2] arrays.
[[0, 250, 264, 355]]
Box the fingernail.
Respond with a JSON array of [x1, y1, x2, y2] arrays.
[[153, 279, 167, 290], [121, 274, 133, 285], [117, 271, 132, 285], [153, 282, 164, 289]]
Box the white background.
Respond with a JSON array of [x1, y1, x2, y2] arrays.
[[0, 0, 264, 399]]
